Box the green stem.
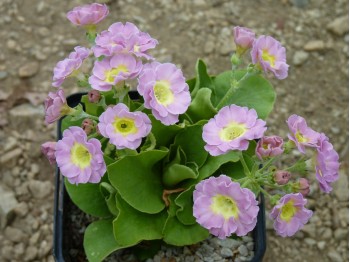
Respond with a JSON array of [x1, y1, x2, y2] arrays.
[[239, 153, 251, 178], [259, 186, 272, 199], [135, 104, 145, 112], [258, 157, 277, 173]]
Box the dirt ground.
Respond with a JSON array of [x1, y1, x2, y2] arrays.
[[0, 0, 348, 261]]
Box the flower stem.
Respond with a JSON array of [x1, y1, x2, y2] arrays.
[[239, 153, 251, 178]]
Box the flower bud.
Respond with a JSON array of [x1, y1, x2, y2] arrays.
[[298, 178, 310, 197], [41, 142, 57, 165], [88, 90, 101, 103], [256, 136, 284, 160], [82, 118, 95, 135], [273, 170, 291, 185], [233, 26, 255, 56]]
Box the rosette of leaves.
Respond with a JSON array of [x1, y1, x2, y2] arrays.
[[62, 60, 275, 262]]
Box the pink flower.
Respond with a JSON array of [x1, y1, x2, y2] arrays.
[[315, 133, 340, 193], [98, 103, 152, 149], [193, 175, 259, 238], [270, 193, 313, 237], [255, 135, 284, 160], [41, 142, 57, 165], [44, 89, 71, 124], [93, 22, 158, 60], [89, 54, 142, 91], [251, 35, 289, 79], [233, 26, 255, 55], [66, 3, 109, 26], [202, 105, 266, 156], [81, 118, 95, 135], [137, 62, 191, 125], [297, 178, 310, 197], [56, 127, 106, 184], [68, 46, 90, 60], [287, 114, 321, 154], [88, 90, 101, 103], [274, 170, 291, 185]]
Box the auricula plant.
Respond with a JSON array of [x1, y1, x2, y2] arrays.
[[41, 4, 340, 262]]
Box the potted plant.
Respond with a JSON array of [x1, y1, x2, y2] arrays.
[[41, 3, 340, 262]]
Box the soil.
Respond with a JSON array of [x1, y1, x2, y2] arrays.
[[0, 0, 348, 262]]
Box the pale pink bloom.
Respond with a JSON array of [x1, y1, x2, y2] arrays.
[[251, 35, 289, 79], [98, 103, 152, 149], [203, 105, 266, 156], [93, 22, 158, 60], [56, 127, 106, 184], [270, 193, 312, 237], [89, 54, 142, 91], [255, 135, 284, 160], [193, 175, 259, 238], [137, 62, 191, 125], [66, 3, 109, 26], [44, 89, 71, 124], [297, 178, 310, 197], [233, 26, 255, 54], [287, 114, 321, 154], [41, 142, 57, 165]]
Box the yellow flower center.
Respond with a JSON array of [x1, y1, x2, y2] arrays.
[[153, 80, 174, 106], [105, 65, 128, 83], [295, 130, 308, 143], [211, 194, 239, 220], [70, 143, 92, 169], [280, 200, 297, 222], [220, 123, 247, 141], [261, 49, 276, 67], [113, 117, 137, 136], [134, 45, 140, 52]]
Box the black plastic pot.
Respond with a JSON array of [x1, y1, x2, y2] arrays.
[[53, 93, 266, 262]]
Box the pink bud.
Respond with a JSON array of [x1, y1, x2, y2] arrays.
[[66, 3, 109, 26], [256, 136, 284, 160], [41, 142, 57, 165], [82, 118, 95, 135], [233, 26, 255, 51], [88, 90, 101, 103], [298, 178, 310, 197], [273, 170, 291, 185]]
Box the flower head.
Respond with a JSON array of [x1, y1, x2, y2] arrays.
[[56, 127, 106, 184], [270, 193, 312, 237], [81, 118, 95, 135], [41, 142, 57, 165], [203, 105, 266, 156], [193, 175, 259, 238], [315, 133, 340, 193], [255, 135, 284, 160], [137, 62, 191, 125], [287, 114, 321, 154], [44, 89, 72, 124], [89, 54, 142, 91], [251, 35, 289, 79], [274, 170, 291, 185], [93, 22, 158, 59], [68, 46, 90, 60], [233, 26, 255, 55], [88, 90, 101, 103], [66, 3, 109, 26], [98, 103, 152, 149], [296, 178, 310, 197]]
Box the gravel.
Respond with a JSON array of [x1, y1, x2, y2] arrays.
[[0, 0, 348, 261]]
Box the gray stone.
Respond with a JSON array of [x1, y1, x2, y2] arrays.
[[220, 247, 233, 258], [327, 16, 349, 36], [334, 228, 348, 240], [304, 40, 325, 51], [327, 250, 343, 262], [238, 245, 248, 256], [216, 238, 241, 249], [293, 51, 309, 66], [333, 170, 349, 201], [0, 71, 8, 80], [0, 148, 22, 166], [0, 184, 18, 228], [317, 241, 326, 250], [13, 202, 29, 217], [8, 103, 44, 131], [4, 226, 26, 242], [25, 246, 38, 261], [18, 62, 40, 78], [304, 238, 316, 246], [28, 180, 52, 199]]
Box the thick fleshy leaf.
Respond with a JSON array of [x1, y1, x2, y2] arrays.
[[113, 194, 167, 246], [175, 184, 196, 225], [173, 122, 208, 168], [186, 77, 196, 93], [84, 219, 122, 262], [108, 149, 169, 214], [163, 195, 209, 246], [191, 59, 214, 97], [149, 115, 183, 147], [163, 162, 198, 188], [100, 182, 118, 216], [186, 88, 217, 123], [81, 95, 104, 116], [64, 177, 111, 217], [212, 70, 276, 119], [60, 115, 83, 133]]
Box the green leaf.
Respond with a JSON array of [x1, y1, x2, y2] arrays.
[[113, 194, 167, 247], [191, 59, 214, 96], [108, 149, 169, 214], [212, 70, 276, 119], [173, 123, 208, 168], [186, 77, 196, 93], [163, 162, 198, 188], [81, 95, 104, 116], [149, 115, 183, 147], [64, 177, 111, 217], [175, 185, 196, 225], [186, 88, 217, 123], [84, 219, 123, 262], [163, 195, 209, 246], [60, 115, 83, 133], [100, 182, 118, 216]]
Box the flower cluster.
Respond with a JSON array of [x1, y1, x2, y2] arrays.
[[40, 5, 340, 260]]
